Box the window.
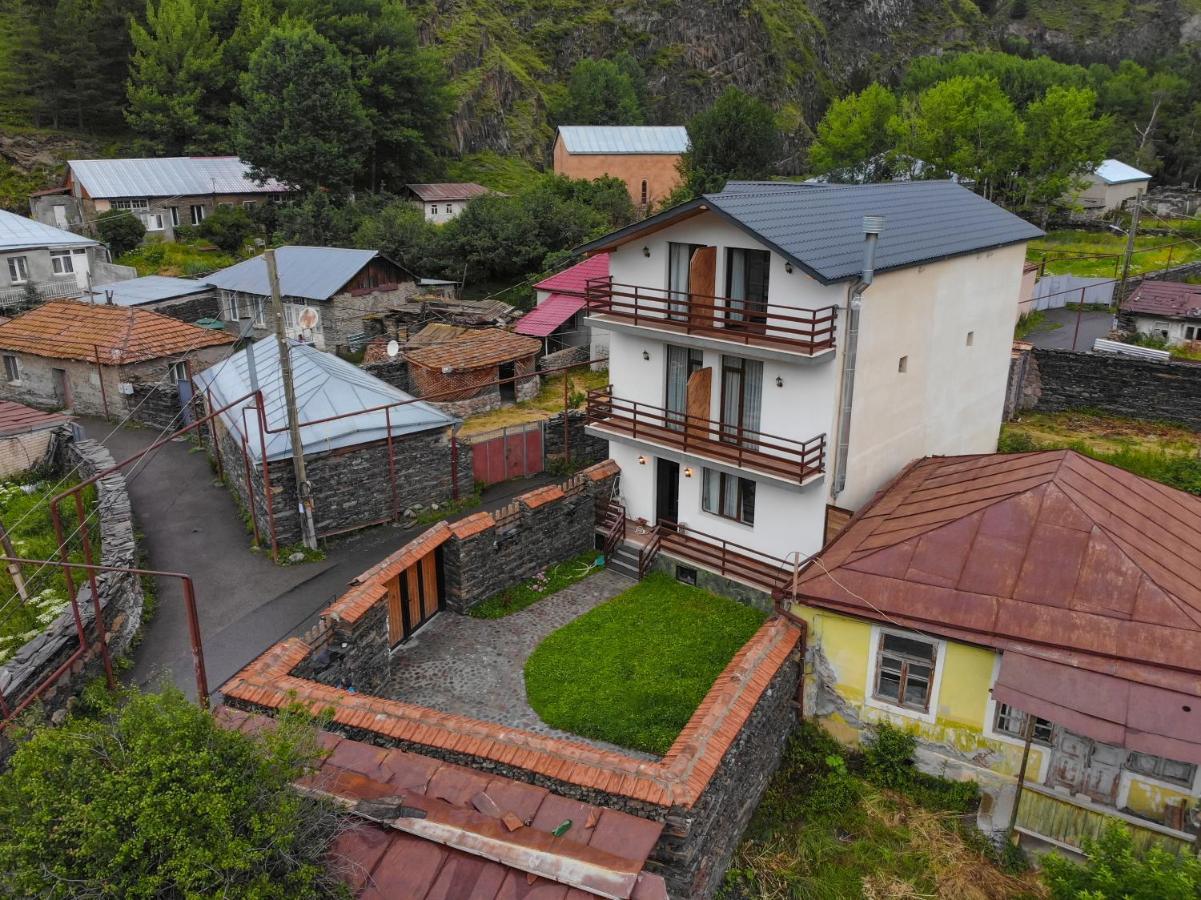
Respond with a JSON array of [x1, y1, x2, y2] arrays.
[[50, 251, 74, 275], [168, 206, 180, 228], [168, 361, 189, 383], [664, 345, 703, 430], [111, 198, 149, 210], [993, 703, 1053, 745], [873, 632, 937, 712], [7, 256, 28, 284], [719, 355, 763, 446], [675, 565, 698, 585], [431, 204, 439, 215], [143, 212, 164, 231], [701, 468, 756, 525], [242, 200, 257, 208], [1124, 751, 1197, 787], [446, 203, 454, 213], [898, 355, 908, 373], [3, 355, 18, 383], [1187, 325, 1198, 341], [640, 179, 648, 206], [190, 204, 206, 226], [725, 247, 770, 331], [667, 242, 704, 321]]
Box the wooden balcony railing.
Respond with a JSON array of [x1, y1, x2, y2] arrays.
[[584, 276, 838, 356], [585, 387, 826, 484], [656, 521, 793, 595]]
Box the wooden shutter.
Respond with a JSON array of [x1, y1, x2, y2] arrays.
[[420, 553, 439, 620], [688, 246, 717, 329], [685, 367, 712, 440], [386, 576, 403, 645]]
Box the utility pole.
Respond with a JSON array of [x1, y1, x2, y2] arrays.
[[1120, 192, 1142, 301], [265, 249, 318, 551]]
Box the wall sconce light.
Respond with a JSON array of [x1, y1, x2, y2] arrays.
[[784, 262, 793, 274], [775, 376, 784, 388], [642, 350, 650, 361], [683, 467, 694, 478], [642, 245, 651, 258], [638, 455, 647, 465]]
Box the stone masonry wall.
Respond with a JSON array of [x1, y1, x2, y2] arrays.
[[543, 409, 609, 467], [153, 292, 220, 323], [362, 358, 410, 393]]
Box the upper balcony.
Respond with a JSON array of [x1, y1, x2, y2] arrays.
[[585, 387, 826, 486], [584, 276, 838, 359]]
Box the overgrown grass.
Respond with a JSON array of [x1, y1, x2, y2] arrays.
[[1124, 331, 1201, 362], [116, 238, 238, 277], [722, 722, 1041, 899], [1014, 309, 1061, 340], [1028, 229, 1201, 277], [1000, 410, 1201, 495], [445, 151, 543, 195], [469, 549, 602, 619], [457, 368, 609, 436], [0, 477, 97, 665], [524, 573, 765, 754], [410, 486, 482, 527]]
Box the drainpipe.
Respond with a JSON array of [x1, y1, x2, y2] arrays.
[[831, 215, 884, 500]]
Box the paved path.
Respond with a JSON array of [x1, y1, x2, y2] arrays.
[[78, 418, 556, 701], [381, 567, 651, 757], [1025, 308, 1114, 351]]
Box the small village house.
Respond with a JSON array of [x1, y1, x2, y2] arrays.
[[0, 300, 233, 426], [791, 450, 1201, 854], [84, 275, 219, 323], [1120, 280, 1201, 346], [195, 339, 469, 546], [404, 182, 491, 223], [404, 328, 541, 417], [1071, 159, 1151, 217], [516, 252, 609, 359], [0, 209, 100, 309], [0, 400, 71, 478], [29, 157, 290, 242], [206, 246, 418, 353], [553, 126, 689, 210]]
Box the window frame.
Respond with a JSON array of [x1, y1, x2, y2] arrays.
[[190, 204, 206, 226], [7, 256, 29, 284], [144, 212, 164, 232], [50, 250, 74, 275], [1123, 751, 1197, 789], [992, 702, 1054, 746], [700, 467, 756, 526], [865, 626, 945, 723], [111, 198, 149, 211], [168, 206, 180, 228], [2, 354, 18, 383]]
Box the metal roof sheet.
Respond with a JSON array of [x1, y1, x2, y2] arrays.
[[0, 209, 97, 253], [194, 339, 456, 462], [1122, 280, 1201, 320], [514, 294, 586, 337], [533, 252, 609, 295], [68, 156, 288, 199], [0, 400, 71, 436], [205, 246, 381, 302], [405, 182, 491, 202], [1095, 158, 1152, 185], [86, 275, 213, 307], [556, 126, 689, 155], [578, 180, 1043, 284]]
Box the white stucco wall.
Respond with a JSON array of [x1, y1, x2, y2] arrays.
[[423, 200, 466, 224], [1132, 314, 1201, 345]]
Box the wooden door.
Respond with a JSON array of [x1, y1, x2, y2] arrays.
[[688, 246, 717, 331], [420, 553, 439, 621], [406, 565, 421, 637], [387, 551, 444, 646], [685, 367, 712, 443], [386, 576, 403, 645]]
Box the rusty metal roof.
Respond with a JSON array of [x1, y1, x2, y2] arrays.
[[0, 400, 71, 436], [406, 182, 491, 202], [405, 328, 540, 371], [1122, 280, 1201, 320]]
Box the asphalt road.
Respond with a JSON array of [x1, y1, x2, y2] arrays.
[[1024, 308, 1115, 351], [80, 418, 552, 702]]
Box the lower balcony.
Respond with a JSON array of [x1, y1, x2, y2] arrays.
[[585, 387, 826, 486]]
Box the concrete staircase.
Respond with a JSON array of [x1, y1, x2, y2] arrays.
[[604, 541, 641, 579]]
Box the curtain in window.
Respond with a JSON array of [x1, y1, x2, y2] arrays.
[[702, 468, 720, 513], [667, 244, 694, 321], [720, 358, 742, 444], [742, 360, 762, 448], [665, 345, 690, 430], [727, 248, 747, 322]]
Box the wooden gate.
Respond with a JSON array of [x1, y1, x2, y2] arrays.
[[386, 547, 443, 645], [469, 423, 544, 486]]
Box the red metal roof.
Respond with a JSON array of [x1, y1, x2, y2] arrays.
[[796, 451, 1201, 753], [534, 254, 610, 296], [1122, 280, 1201, 320], [514, 294, 586, 337], [0, 400, 71, 436]]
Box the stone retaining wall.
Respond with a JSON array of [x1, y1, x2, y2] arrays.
[[0, 432, 142, 761], [542, 409, 609, 467], [538, 345, 589, 371], [361, 358, 410, 393]]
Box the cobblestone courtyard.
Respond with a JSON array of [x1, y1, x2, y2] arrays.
[[381, 566, 653, 756]]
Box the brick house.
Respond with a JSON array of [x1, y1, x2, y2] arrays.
[[0, 300, 233, 426], [553, 126, 689, 211], [206, 246, 418, 353], [0, 400, 71, 477], [0, 209, 101, 310], [405, 328, 541, 417]]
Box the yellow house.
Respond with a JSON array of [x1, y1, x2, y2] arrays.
[[789, 449, 1201, 856]]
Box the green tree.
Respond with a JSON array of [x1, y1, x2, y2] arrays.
[[556, 58, 644, 126], [274, 190, 363, 246], [96, 209, 146, 257], [1094, 60, 1188, 170], [232, 21, 369, 192], [808, 83, 899, 180], [353, 199, 439, 274], [0, 687, 344, 897], [126, 0, 228, 154], [1020, 85, 1109, 223], [679, 87, 781, 195], [1041, 822, 1201, 899], [198, 203, 256, 252]]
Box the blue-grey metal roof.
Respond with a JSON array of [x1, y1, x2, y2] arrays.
[[556, 126, 689, 155], [1095, 159, 1151, 185], [86, 275, 213, 307], [69, 157, 288, 199], [194, 339, 457, 462], [0, 209, 97, 253], [205, 246, 382, 302], [577, 180, 1043, 284]]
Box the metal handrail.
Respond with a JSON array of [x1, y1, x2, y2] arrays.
[[584, 276, 838, 354], [585, 387, 826, 483]]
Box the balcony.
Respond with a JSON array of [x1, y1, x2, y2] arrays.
[[584, 277, 838, 357], [585, 387, 826, 485], [626, 518, 796, 596]]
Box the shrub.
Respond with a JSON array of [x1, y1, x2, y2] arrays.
[[96, 208, 146, 256], [1041, 822, 1201, 899], [199, 204, 257, 253], [864, 722, 977, 813]]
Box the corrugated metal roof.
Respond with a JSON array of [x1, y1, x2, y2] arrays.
[[68, 156, 288, 199], [194, 339, 456, 462], [0, 400, 71, 436], [1123, 280, 1201, 319], [405, 182, 490, 202], [205, 246, 381, 302], [515, 294, 586, 337], [556, 126, 689, 155], [577, 180, 1043, 284], [86, 275, 213, 307], [1095, 158, 1152, 185], [533, 252, 609, 295], [0, 209, 97, 253]]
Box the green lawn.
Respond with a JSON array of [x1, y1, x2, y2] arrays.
[[470, 550, 602, 619], [524, 573, 765, 755], [0, 477, 97, 665], [1028, 229, 1201, 277], [116, 239, 237, 278]]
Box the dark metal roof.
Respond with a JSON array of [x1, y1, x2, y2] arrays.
[[405, 182, 491, 202], [577, 181, 1043, 284], [1122, 280, 1201, 320]]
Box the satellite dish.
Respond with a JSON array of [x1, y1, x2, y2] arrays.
[[297, 307, 320, 330], [386, 339, 400, 358]]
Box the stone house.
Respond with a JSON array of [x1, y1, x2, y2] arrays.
[[29, 157, 290, 242], [404, 182, 491, 223], [84, 275, 219, 323], [194, 339, 469, 548], [1070, 159, 1151, 217], [516, 252, 609, 359], [405, 328, 541, 417], [0, 400, 71, 477], [0, 300, 233, 426], [0, 209, 101, 310], [206, 246, 418, 353], [553, 126, 689, 211], [1121, 280, 1201, 346]]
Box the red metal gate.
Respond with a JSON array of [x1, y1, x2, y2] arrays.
[[469, 423, 543, 485]]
